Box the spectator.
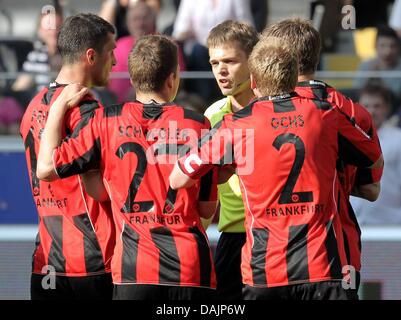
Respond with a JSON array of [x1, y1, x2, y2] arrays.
[[108, 1, 185, 103], [12, 10, 62, 96], [0, 96, 23, 135], [99, 0, 161, 39], [354, 25, 401, 101], [172, 0, 254, 102], [351, 84, 401, 224]]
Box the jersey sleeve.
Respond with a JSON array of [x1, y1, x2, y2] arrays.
[[354, 166, 384, 185], [177, 118, 233, 180], [64, 97, 101, 138], [199, 167, 218, 202], [336, 109, 382, 168], [53, 109, 102, 178]]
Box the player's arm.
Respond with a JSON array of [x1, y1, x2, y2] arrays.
[[351, 165, 384, 202], [197, 167, 218, 219], [336, 108, 384, 170], [80, 170, 110, 202], [351, 181, 381, 202], [170, 119, 231, 190], [37, 84, 90, 181]]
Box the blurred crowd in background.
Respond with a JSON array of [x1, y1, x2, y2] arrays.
[[0, 0, 401, 225]]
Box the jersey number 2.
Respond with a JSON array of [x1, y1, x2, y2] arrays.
[[116, 142, 178, 214], [273, 133, 313, 204]]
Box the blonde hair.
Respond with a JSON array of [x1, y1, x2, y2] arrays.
[[248, 37, 298, 96], [262, 18, 321, 76]]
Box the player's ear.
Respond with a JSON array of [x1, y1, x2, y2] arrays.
[[85, 48, 96, 65], [250, 73, 257, 90], [166, 72, 175, 90]]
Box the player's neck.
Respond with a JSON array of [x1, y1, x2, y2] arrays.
[[56, 64, 92, 88], [136, 91, 170, 104], [230, 87, 254, 112], [298, 74, 315, 82]]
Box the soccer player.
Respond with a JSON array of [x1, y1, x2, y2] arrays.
[[262, 18, 383, 299], [170, 37, 383, 300], [36, 35, 217, 300], [20, 13, 116, 300], [204, 20, 259, 300]]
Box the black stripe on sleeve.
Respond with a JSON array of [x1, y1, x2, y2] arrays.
[[354, 168, 374, 185], [41, 87, 57, 105], [68, 110, 95, 138], [56, 138, 101, 178], [324, 219, 343, 279], [43, 215, 66, 273], [286, 224, 309, 282], [338, 133, 374, 167], [198, 120, 223, 148], [121, 223, 139, 282], [78, 100, 99, 116], [150, 227, 181, 284], [311, 87, 329, 100], [189, 227, 212, 287], [250, 228, 268, 286], [73, 213, 105, 273], [199, 169, 214, 201], [310, 98, 333, 110]]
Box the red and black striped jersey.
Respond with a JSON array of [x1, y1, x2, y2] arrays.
[[296, 80, 383, 271], [52, 101, 217, 288], [178, 92, 382, 288], [20, 83, 115, 277]]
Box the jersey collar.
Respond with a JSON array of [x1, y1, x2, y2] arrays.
[[297, 79, 327, 88], [258, 91, 298, 102]]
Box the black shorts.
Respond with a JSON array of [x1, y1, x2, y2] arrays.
[[214, 232, 246, 300], [243, 281, 349, 300], [113, 284, 216, 300], [31, 273, 113, 300]]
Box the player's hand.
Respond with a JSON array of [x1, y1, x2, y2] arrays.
[[56, 83, 91, 109]]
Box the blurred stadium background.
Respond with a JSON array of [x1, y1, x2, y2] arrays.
[[1, 0, 401, 299]]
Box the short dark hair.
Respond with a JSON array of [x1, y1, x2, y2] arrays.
[[359, 82, 392, 106], [376, 25, 400, 44], [57, 13, 115, 64], [262, 18, 321, 76], [207, 20, 259, 57], [128, 35, 178, 92]]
